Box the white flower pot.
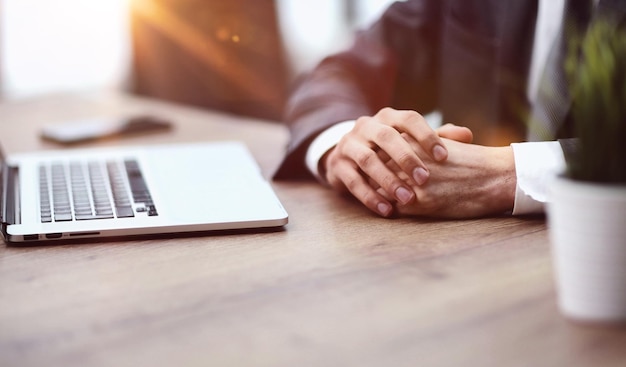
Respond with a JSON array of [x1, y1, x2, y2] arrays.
[[547, 175, 626, 323]]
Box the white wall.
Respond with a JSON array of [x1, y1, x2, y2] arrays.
[[0, 0, 131, 99]]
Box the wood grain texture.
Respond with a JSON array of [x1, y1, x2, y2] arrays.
[[1, 92, 625, 367]]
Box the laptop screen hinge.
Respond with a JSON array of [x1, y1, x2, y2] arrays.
[[1, 165, 20, 226]]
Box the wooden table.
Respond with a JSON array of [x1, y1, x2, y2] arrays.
[[1, 92, 625, 367]]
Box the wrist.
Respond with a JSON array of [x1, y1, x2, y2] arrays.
[[488, 146, 517, 213]]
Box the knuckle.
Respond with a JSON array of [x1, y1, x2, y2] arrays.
[[343, 175, 362, 192], [377, 107, 399, 122], [373, 125, 395, 143], [379, 107, 395, 116], [354, 116, 371, 130], [399, 109, 416, 118], [379, 173, 399, 192], [405, 112, 427, 129], [334, 139, 348, 155], [355, 149, 377, 168], [395, 151, 414, 168]]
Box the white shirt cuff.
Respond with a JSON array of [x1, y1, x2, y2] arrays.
[[305, 120, 356, 184], [510, 141, 566, 215]]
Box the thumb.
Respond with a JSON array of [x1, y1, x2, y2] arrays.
[[436, 123, 473, 143]]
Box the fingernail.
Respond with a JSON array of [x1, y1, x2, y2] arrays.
[[413, 167, 429, 185], [377, 202, 392, 216], [395, 187, 413, 205], [433, 144, 447, 161]]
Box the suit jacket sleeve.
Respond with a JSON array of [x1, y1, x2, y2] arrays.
[[273, 0, 443, 180]]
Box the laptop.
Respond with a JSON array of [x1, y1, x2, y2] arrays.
[[0, 141, 288, 244]]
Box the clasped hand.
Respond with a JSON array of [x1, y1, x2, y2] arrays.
[[322, 108, 516, 218]]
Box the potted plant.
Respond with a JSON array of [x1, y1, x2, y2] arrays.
[[547, 17, 626, 323]]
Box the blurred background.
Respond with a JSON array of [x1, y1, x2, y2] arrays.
[[0, 0, 396, 121]]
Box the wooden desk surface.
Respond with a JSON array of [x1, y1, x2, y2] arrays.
[[1, 92, 625, 367]]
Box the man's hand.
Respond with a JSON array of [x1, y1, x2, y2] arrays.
[[382, 137, 517, 218], [321, 108, 455, 216]]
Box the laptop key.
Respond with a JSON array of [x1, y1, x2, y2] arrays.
[[115, 206, 135, 218], [54, 213, 73, 221]]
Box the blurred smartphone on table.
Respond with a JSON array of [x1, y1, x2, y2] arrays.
[[40, 115, 173, 144]]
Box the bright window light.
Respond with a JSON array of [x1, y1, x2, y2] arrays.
[[0, 0, 131, 99]]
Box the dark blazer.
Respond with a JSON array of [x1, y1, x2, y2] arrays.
[[273, 0, 623, 180], [274, 0, 540, 180]]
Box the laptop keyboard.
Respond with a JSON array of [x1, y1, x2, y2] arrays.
[[39, 159, 158, 223]]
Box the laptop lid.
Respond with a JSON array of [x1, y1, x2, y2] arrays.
[[1, 141, 288, 244]]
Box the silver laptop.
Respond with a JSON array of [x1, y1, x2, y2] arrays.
[[0, 141, 288, 244]]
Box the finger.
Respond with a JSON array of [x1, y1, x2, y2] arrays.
[[370, 124, 431, 186], [436, 123, 473, 143], [378, 155, 412, 182], [329, 160, 395, 217], [344, 138, 416, 205], [354, 115, 431, 186], [378, 108, 448, 162]]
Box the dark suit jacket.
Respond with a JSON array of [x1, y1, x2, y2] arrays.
[[274, 0, 541, 180]]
